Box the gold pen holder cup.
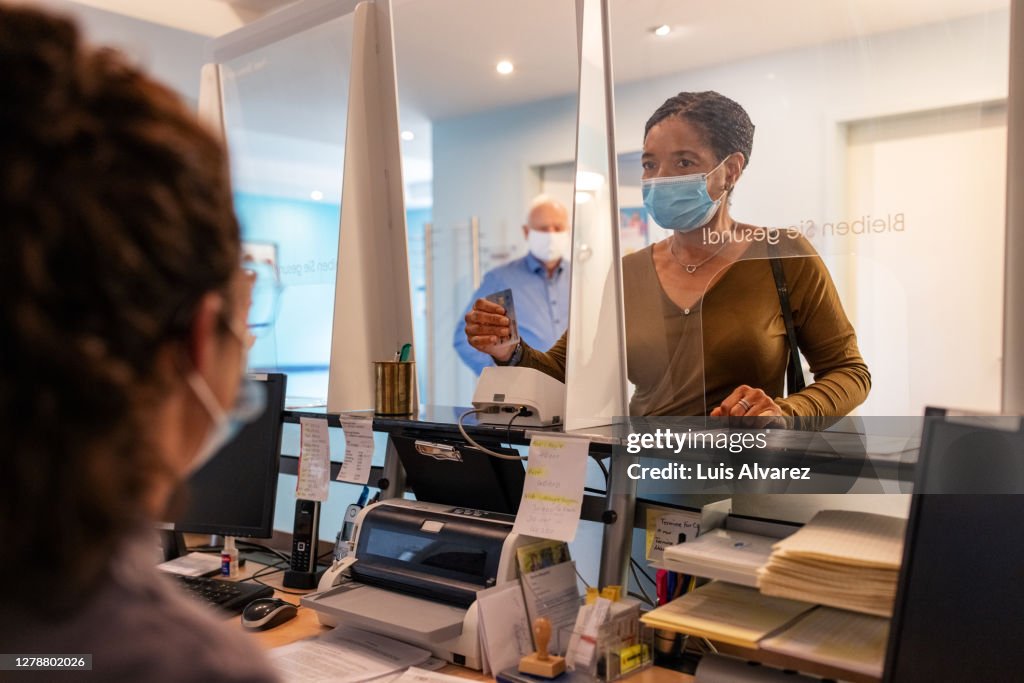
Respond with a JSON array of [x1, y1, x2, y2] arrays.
[[374, 361, 415, 416]]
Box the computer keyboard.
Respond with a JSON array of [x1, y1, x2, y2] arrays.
[[172, 574, 274, 615]]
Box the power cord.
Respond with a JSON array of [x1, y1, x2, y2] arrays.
[[591, 454, 610, 487], [458, 408, 528, 460], [630, 557, 656, 586], [573, 564, 592, 590], [505, 410, 520, 451], [236, 540, 292, 565], [629, 559, 656, 607]]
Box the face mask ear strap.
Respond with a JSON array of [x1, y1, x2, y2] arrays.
[[710, 154, 736, 202], [186, 371, 228, 425]]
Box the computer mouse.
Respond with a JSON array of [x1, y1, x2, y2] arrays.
[[240, 597, 298, 631]]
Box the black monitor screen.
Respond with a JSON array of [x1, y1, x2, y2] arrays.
[[169, 373, 286, 538], [884, 415, 1024, 682]]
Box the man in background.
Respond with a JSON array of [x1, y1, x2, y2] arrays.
[[453, 195, 571, 374]]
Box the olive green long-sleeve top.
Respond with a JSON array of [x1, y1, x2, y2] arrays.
[[512, 239, 870, 417]]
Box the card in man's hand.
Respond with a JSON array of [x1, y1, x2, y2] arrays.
[[484, 288, 520, 348]]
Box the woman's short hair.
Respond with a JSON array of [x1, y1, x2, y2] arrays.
[[644, 91, 755, 167], [0, 5, 240, 608]]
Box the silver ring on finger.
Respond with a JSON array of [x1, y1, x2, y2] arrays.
[[737, 398, 752, 412]]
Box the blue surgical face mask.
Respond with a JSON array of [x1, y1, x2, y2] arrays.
[[186, 372, 266, 474], [642, 157, 729, 232]]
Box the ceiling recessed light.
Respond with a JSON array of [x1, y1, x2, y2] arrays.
[[653, 24, 671, 37], [401, 130, 415, 141], [496, 60, 514, 75], [310, 190, 323, 201]]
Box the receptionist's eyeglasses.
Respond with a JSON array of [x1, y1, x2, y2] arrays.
[[243, 258, 282, 338]]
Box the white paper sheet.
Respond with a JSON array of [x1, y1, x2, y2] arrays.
[[519, 560, 581, 654], [512, 435, 590, 542], [337, 413, 374, 484], [760, 607, 889, 678], [388, 667, 469, 683], [296, 417, 330, 501], [476, 581, 534, 676], [566, 597, 611, 670], [157, 551, 222, 577], [645, 508, 702, 563], [268, 626, 430, 683]]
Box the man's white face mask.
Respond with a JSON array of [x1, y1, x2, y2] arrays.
[[527, 229, 571, 264]]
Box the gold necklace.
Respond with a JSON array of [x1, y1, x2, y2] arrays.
[[668, 232, 731, 274]]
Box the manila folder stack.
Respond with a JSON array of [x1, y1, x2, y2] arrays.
[[756, 510, 905, 617]]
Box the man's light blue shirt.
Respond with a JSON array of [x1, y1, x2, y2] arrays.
[[453, 253, 570, 375]]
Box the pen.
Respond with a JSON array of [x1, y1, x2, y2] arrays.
[[672, 573, 685, 599], [398, 343, 412, 362]]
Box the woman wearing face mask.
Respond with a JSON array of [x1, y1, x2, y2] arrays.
[[465, 91, 870, 418], [0, 6, 278, 682]]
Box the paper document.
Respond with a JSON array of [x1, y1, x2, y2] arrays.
[[645, 507, 702, 563], [157, 551, 221, 577], [512, 435, 590, 542], [476, 581, 534, 676], [566, 597, 611, 670], [761, 607, 889, 678], [268, 625, 431, 683], [662, 528, 774, 587], [387, 667, 469, 683], [337, 413, 374, 484], [757, 510, 905, 616], [640, 581, 814, 649], [520, 560, 582, 653], [296, 417, 330, 501], [767, 510, 905, 568]]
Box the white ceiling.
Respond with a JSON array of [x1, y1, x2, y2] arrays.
[[60, 0, 1009, 121], [396, 0, 1010, 120], [51, 0, 1009, 199]]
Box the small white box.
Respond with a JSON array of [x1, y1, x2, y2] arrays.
[[472, 366, 566, 427]]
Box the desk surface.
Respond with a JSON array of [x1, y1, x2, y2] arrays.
[[229, 559, 882, 682], [230, 560, 693, 683]]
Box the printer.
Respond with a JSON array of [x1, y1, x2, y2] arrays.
[[301, 499, 539, 669]]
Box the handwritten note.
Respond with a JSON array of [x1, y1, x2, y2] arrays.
[[296, 417, 330, 501], [645, 508, 702, 563], [337, 413, 374, 485], [512, 435, 589, 542]]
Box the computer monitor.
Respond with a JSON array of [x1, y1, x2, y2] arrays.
[[883, 413, 1024, 681], [169, 373, 286, 538], [389, 434, 526, 514]]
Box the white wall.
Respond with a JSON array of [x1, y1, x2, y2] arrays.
[[431, 8, 1010, 406]]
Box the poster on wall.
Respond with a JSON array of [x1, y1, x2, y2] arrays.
[[619, 207, 649, 254]]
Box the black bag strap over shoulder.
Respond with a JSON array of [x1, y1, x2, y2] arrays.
[[769, 256, 806, 395]]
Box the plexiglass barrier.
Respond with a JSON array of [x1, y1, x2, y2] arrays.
[[218, 12, 355, 403], [606, 0, 1011, 422]]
